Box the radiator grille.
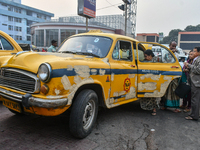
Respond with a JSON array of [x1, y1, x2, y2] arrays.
[[0, 68, 40, 93]]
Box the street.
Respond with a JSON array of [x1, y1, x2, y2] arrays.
[[0, 101, 200, 150]]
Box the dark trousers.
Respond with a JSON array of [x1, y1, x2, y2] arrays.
[[183, 92, 191, 108], [190, 82, 200, 120]]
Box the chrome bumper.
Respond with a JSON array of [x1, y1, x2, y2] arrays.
[[0, 88, 68, 108]]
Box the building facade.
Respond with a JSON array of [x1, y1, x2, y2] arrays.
[[31, 15, 133, 49], [136, 33, 159, 43], [0, 0, 54, 44], [178, 32, 200, 52]]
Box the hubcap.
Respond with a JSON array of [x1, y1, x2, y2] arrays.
[[83, 99, 95, 130]]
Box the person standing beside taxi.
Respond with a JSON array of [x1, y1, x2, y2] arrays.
[[47, 40, 57, 52], [184, 47, 200, 120], [180, 50, 194, 112], [169, 41, 179, 60]]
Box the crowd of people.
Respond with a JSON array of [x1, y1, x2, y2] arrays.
[[144, 41, 200, 121]]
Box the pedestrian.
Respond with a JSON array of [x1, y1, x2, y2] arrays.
[[180, 50, 194, 112], [169, 41, 179, 60], [184, 47, 200, 120], [140, 50, 159, 116], [160, 41, 181, 112], [47, 40, 57, 52]]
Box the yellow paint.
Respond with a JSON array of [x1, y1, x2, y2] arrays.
[[0, 32, 182, 116]]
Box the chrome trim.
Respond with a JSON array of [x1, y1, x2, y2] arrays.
[[29, 97, 68, 108], [0, 87, 22, 102], [0, 87, 68, 108], [0, 68, 40, 93]]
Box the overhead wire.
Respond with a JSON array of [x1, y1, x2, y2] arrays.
[[97, 1, 123, 10]]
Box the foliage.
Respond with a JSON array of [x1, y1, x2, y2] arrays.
[[159, 24, 200, 44]]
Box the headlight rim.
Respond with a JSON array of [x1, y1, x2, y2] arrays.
[[38, 63, 52, 83]]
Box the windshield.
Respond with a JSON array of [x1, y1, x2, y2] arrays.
[[58, 36, 112, 58]]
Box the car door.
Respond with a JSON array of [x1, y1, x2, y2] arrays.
[[109, 40, 137, 105], [136, 42, 182, 98], [0, 31, 22, 56]]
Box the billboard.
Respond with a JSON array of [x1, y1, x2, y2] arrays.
[[78, 0, 96, 18]]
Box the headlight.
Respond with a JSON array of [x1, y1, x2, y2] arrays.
[[38, 63, 52, 82]]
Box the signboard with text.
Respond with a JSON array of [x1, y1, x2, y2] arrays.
[[78, 0, 96, 18]]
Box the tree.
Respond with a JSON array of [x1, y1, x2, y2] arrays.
[[159, 24, 200, 44], [160, 29, 182, 44]]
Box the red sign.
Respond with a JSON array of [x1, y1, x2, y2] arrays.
[[124, 78, 131, 92]]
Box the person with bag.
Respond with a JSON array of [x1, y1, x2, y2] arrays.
[[179, 50, 194, 112], [184, 47, 200, 120]]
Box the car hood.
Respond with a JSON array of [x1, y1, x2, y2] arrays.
[[1, 52, 109, 74]]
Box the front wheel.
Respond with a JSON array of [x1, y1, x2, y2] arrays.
[[69, 89, 98, 138]]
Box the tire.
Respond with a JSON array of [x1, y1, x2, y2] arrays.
[[69, 89, 98, 138], [8, 109, 23, 115]]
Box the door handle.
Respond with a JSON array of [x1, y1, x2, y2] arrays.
[[171, 66, 179, 68], [131, 65, 135, 68]]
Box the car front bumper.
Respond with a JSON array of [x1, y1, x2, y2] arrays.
[[0, 87, 68, 108]]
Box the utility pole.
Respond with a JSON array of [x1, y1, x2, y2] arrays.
[[86, 17, 88, 32], [124, 2, 127, 36]]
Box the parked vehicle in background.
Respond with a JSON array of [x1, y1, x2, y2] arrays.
[[18, 43, 32, 51], [0, 30, 23, 55], [0, 30, 23, 101]]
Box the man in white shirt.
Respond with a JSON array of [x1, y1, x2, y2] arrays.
[[169, 41, 179, 60]]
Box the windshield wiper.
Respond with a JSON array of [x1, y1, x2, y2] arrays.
[[76, 52, 100, 58], [59, 51, 77, 54]]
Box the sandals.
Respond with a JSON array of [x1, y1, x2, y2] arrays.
[[183, 108, 191, 113], [173, 109, 181, 113], [185, 116, 198, 121]]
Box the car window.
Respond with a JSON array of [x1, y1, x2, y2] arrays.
[[134, 43, 145, 62], [112, 41, 132, 61], [0, 36, 14, 50], [138, 43, 176, 63], [58, 36, 112, 58]]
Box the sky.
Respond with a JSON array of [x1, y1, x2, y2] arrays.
[[21, 0, 200, 36]]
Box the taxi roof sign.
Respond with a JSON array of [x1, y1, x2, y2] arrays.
[[88, 30, 103, 33]]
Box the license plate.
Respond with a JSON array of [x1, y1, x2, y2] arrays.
[[3, 99, 21, 113]]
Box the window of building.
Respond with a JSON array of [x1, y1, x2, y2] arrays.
[[36, 30, 44, 47], [46, 29, 59, 47], [1, 3, 7, 7], [9, 35, 13, 38], [27, 27, 31, 34], [8, 25, 13, 31], [44, 16, 47, 20], [26, 10, 32, 16], [15, 35, 22, 41], [146, 36, 156, 42], [27, 20, 33, 26], [8, 16, 13, 21], [8, 6, 13, 11], [27, 36, 31, 41], [14, 26, 22, 32], [78, 30, 86, 34], [14, 18, 22, 23], [2, 24, 7, 26], [60, 29, 76, 43], [14, 7, 21, 13], [37, 14, 42, 18]]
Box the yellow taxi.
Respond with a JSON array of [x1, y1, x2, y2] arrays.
[[0, 31, 182, 138], [0, 30, 23, 101]]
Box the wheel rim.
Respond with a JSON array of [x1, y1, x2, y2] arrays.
[[83, 99, 96, 130]]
